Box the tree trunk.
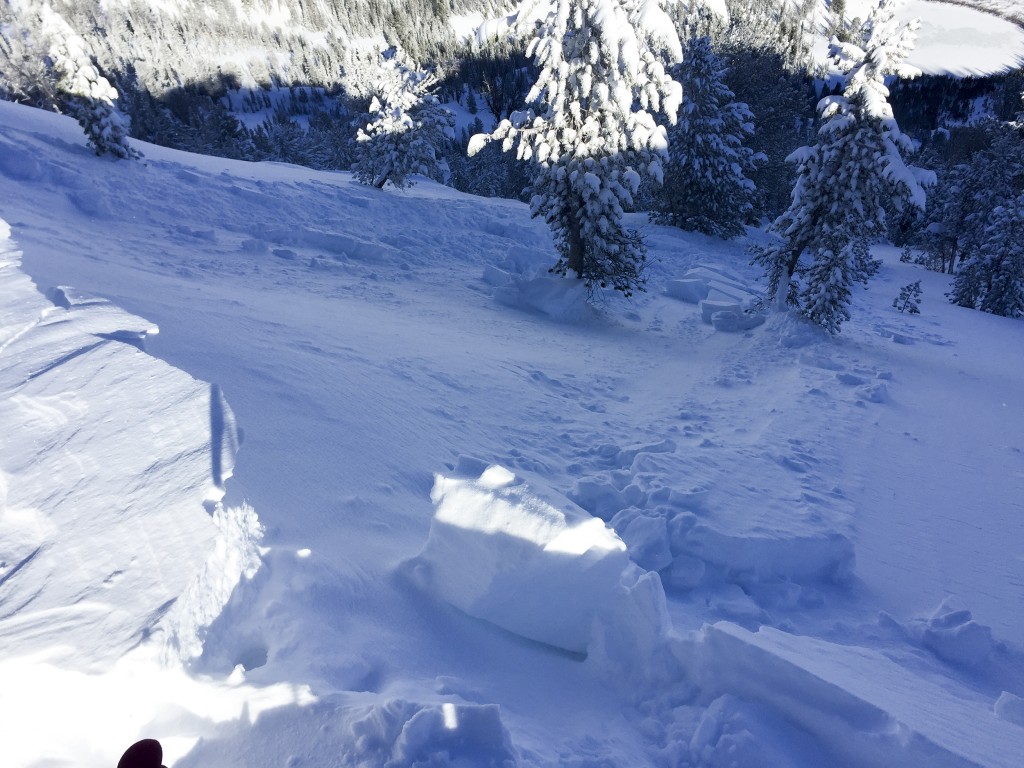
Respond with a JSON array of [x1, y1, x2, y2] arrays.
[[775, 249, 801, 311], [373, 163, 391, 189], [565, 208, 585, 279]]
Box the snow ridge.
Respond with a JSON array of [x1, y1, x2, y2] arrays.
[[0, 216, 260, 670]]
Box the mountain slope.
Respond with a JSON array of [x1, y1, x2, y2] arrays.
[[1, 100, 1023, 767]]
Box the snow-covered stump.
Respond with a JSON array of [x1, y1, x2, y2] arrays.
[[0, 219, 259, 668], [406, 459, 676, 682]]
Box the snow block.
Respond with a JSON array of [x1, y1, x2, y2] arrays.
[[710, 310, 740, 332], [408, 464, 672, 667], [611, 508, 673, 572], [689, 622, 1024, 768], [481, 265, 513, 287], [690, 693, 831, 767], [568, 476, 626, 520], [666, 278, 710, 304], [994, 692, 1024, 726], [700, 299, 742, 324], [673, 524, 854, 586], [922, 606, 995, 668], [493, 276, 593, 323], [711, 309, 766, 332]]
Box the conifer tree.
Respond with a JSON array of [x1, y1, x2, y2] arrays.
[[353, 51, 454, 190], [469, 0, 683, 297], [949, 195, 1024, 318], [40, 5, 139, 159], [893, 280, 922, 314], [651, 34, 763, 239], [751, 0, 931, 331], [923, 124, 1024, 276], [1, 4, 138, 159]]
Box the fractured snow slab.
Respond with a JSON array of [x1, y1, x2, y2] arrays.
[[690, 622, 1024, 768], [407, 462, 672, 672], [0, 219, 250, 667]]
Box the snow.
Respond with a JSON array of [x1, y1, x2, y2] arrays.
[[898, 0, 1024, 76], [408, 460, 671, 670], [1, 99, 1023, 767], [807, 0, 1024, 76]]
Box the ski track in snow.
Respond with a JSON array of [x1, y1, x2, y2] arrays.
[[1, 101, 1023, 766]]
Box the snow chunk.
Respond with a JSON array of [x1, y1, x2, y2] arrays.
[[900, 600, 997, 668], [699, 299, 743, 324], [994, 692, 1024, 726], [350, 698, 516, 767], [408, 464, 671, 665], [666, 278, 710, 304], [493, 276, 593, 323], [689, 622, 1024, 768], [690, 693, 830, 768], [163, 502, 263, 663]]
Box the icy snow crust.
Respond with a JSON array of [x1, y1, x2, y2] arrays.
[[1, 101, 1023, 766]]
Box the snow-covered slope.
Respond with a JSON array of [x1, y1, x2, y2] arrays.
[[802, 0, 1024, 76], [885, 0, 1024, 75], [1, 100, 1023, 767]]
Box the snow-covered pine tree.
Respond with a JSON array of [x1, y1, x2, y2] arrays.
[[651, 34, 763, 239], [922, 124, 1024, 276], [39, 5, 139, 159], [353, 52, 454, 190], [751, 0, 932, 331], [469, 0, 683, 297], [0, 4, 62, 109], [949, 195, 1024, 318], [1, 4, 137, 159]]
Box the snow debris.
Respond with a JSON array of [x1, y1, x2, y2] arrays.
[[2, 99, 1023, 768], [407, 462, 673, 676], [493, 275, 594, 322], [688, 622, 1024, 768]]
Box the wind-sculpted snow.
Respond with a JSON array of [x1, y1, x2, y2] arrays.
[[0, 220, 261, 665]]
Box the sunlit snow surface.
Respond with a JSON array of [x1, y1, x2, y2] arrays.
[[801, 0, 1024, 76], [1, 100, 1023, 767], [895, 0, 1024, 75]]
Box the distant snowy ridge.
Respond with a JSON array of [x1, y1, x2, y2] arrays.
[[0, 217, 260, 668]]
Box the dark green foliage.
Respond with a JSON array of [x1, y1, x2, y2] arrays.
[[949, 195, 1024, 318], [893, 281, 922, 314], [448, 120, 530, 200], [715, 26, 816, 219], [123, 81, 255, 160], [436, 38, 534, 123], [650, 36, 763, 238], [918, 123, 1024, 276]]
